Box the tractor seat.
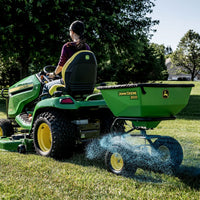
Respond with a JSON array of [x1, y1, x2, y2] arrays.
[[49, 50, 97, 98]]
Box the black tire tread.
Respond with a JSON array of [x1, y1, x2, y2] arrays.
[[153, 136, 183, 167], [0, 119, 14, 137], [105, 145, 137, 176], [33, 110, 77, 158]]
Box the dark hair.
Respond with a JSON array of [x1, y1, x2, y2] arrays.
[[69, 20, 86, 50]]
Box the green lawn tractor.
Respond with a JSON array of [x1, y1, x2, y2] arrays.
[[0, 50, 194, 175], [0, 50, 116, 158]]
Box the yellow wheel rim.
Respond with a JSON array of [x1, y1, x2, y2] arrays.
[[37, 123, 52, 152], [0, 127, 3, 137], [158, 145, 170, 161], [110, 152, 124, 171]]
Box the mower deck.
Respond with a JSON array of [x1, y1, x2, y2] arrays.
[[0, 136, 34, 152]]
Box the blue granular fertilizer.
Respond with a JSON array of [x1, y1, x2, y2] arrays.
[[86, 133, 174, 174]]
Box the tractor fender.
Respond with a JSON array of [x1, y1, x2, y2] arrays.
[[31, 95, 107, 128], [31, 96, 78, 126]]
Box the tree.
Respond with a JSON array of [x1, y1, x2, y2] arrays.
[[0, 54, 20, 86], [80, 0, 159, 83], [148, 43, 168, 80], [0, 0, 158, 85], [127, 43, 167, 82], [171, 30, 200, 81], [0, 0, 70, 80]]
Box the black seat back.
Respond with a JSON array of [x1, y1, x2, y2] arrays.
[[62, 50, 97, 96]]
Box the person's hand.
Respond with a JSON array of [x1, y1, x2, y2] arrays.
[[47, 72, 55, 79]]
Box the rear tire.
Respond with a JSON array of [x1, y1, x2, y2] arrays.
[[0, 119, 14, 137], [33, 110, 77, 159]]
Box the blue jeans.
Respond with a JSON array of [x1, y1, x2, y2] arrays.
[[42, 79, 63, 97]]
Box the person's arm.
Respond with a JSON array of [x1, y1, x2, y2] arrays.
[[48, 44, 68, 78], [48, 65, 63, 78], [54, 65, 63, 75]]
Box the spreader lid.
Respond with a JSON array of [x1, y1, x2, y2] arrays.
[[97, 83, 194, 90]]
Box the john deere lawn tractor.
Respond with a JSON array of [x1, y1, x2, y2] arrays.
[[0, 50, 194, 175], [0, 50, 117, 158]]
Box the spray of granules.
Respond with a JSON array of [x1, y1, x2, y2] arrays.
[[86, 133, 174, 174]]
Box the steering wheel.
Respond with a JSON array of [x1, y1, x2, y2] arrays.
[[43, 65, 56, 74], [43, 65, 61, 79]]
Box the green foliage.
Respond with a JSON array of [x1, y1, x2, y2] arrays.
[[136, 43, 168, 82], [78, 0, 159, 83], [0, 0, 162, 86], [0, 0, 69, 80], [113, 42, 168, 83], [0, 54, 20, 86], [171, 30, 200, 81]]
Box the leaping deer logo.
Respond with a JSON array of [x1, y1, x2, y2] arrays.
[[163, 90, 169, 98]]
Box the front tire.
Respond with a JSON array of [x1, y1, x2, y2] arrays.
[[33, 111, 77, 158], [0, 119, 14, 137], [105, 145, 137, 176]]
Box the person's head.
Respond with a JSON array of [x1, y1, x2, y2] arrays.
[[69, 20, 86, 50], [69, 20, 85, 41]]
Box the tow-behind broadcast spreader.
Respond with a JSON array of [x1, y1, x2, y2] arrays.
[[0, 50, 194, 175]]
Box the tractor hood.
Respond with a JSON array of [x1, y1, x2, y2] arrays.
[[8, 75, 41, 118]]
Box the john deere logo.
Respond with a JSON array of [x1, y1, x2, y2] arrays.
[[163, 90, 169, 98], [85, 55, 90, 60]]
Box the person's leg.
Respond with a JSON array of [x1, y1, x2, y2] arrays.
[[42, 79, 62, 98]]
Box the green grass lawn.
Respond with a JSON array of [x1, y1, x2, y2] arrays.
[[0, 82, 200, 199]]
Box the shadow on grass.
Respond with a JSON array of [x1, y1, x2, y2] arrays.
[[175, 165, 200, 190], [63, 150, 164, 184], [177, 95, 200, 120]]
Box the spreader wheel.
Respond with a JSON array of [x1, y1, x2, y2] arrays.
[[0, 119, 14, 137], [33, 110, 77, 159], [105, 145, 137, 176], [153, 136, 183, 168]]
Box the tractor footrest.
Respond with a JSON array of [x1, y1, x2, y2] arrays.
[[11, 134, 31, 140], [18, 112, 32, 125]]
